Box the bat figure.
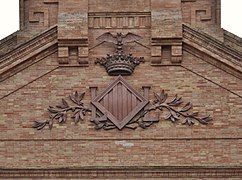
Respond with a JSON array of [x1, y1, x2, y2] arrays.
[[96, 32, 142, 46]]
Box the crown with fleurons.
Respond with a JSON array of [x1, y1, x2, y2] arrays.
[[95, 32, 145, 76]]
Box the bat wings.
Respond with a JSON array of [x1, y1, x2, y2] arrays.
[[96, 32, 142, 44]]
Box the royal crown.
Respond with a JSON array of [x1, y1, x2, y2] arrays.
[[95, 32, 145, 76], [95, 51, 144, 76]]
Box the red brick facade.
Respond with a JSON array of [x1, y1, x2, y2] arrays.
[[0, 0, 242, 178]]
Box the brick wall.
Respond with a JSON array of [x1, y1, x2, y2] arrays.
[[0, 49, 241, 168], [0, 0, 241, 178]]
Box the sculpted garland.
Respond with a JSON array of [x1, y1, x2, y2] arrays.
[[33, 92, 91, 130], [33, 78, 211, 130]]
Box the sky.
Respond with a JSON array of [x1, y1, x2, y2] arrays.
[[0, 0, 241, 39]]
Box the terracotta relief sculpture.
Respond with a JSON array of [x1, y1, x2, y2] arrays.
[[95, 32, 145, 75], [33, 76, 211, 130]]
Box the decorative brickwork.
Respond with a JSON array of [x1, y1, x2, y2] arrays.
[[88, 12, 151, 29], [0, 0, 242, 178]]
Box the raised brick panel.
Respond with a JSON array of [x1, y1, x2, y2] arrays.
[[20, 0, 58, 29], [19, 0, 58, 43], [181, 0, 220, 26], [181, 0, 223, 41]]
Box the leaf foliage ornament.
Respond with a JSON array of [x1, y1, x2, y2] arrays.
[[123, 90, 212, 129], [145, 91, 212, 126], [33, 91, 91, 130]]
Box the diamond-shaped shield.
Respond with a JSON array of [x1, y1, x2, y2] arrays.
[[92, 76, 148, 130]]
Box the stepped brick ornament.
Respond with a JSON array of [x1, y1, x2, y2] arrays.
[[95, 32, 145, 76], [33, 77, 211, 130]]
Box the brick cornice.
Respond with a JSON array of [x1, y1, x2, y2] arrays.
[[0, 166, 241, 178], [0, 31, 18, 57], [183, 24, 242, 78], [0, 26, 58, 81], [224, 29, 242, 47]]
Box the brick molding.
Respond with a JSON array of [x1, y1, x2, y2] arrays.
[[183, 24, 242, 78], [0, 26, 57, 82], [0, 166, 242, 178]]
